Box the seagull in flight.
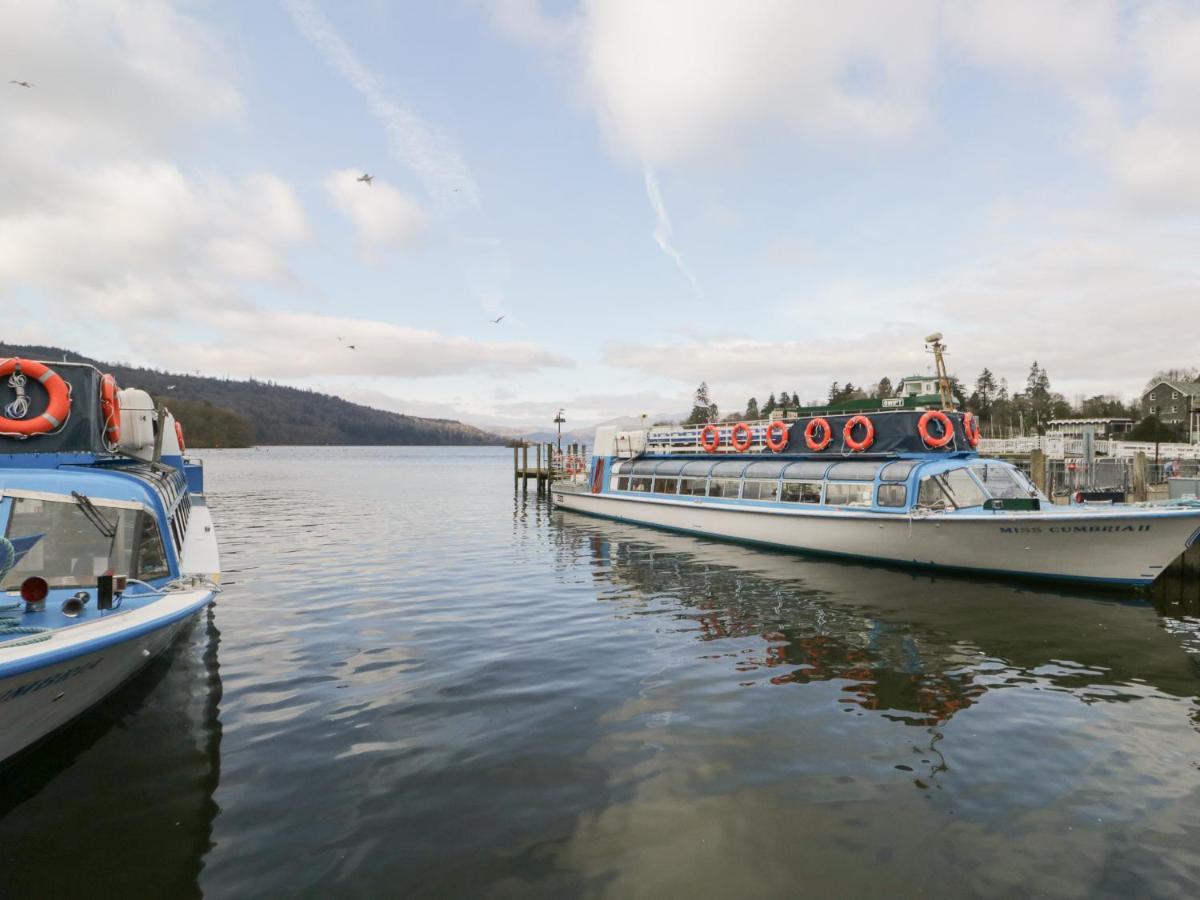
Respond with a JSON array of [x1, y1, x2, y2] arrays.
[[489, 315, 505, 324], [357, 173, 373, 186], [10, 80, 33, 88], [347, 344, 357, 350]]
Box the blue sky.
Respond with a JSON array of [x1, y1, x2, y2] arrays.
[[2, 1, 1199, 431]]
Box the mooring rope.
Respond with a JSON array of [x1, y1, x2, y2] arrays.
[[0, 536, 51, 645]]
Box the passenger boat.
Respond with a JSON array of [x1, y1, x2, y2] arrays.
[[551, 407, 1200, 587], [0, 358, 219, 764]]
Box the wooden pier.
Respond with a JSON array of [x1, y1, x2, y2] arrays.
[[513, 442, 588, 490]]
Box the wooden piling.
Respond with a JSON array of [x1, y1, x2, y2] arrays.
[[1132, 451, 1148, 502], [1029, 449, 1047, 496]]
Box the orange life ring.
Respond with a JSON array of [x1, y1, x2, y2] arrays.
[[765, 420, 789, 452], [962, 411, 981, 448], [100, 373, 121, 445], [843, 415, 875, 452], [730, 421, 752, 451], [700, 424, 720, 452], [804, 417, 832, 452], [918, 410, 954, 448], [0, 358, 71, 437], [175, 420, 186, 453]]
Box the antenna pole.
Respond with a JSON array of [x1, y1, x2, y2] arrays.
[[926, 335, 954, 410]]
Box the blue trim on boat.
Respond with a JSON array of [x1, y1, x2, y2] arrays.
[[0, 591, 214, 680]]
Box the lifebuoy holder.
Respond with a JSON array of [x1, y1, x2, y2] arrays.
[[918, 410, 955, 449], [843, 415, 875, 452], [804, 417, 832, 452], [765, 420, 789, 452], [0, 358, 71, 438], [730, 421, 752, 452]]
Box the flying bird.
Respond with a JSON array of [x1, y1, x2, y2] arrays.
[[357, 174, 373, 185], [489, 315, 505, 324], [10, 80, 32, 88], [347, 344, 357, 350]]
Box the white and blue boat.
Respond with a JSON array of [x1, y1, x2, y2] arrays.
[[0, 358, 219, 764], [552, 408, 1200, 587]]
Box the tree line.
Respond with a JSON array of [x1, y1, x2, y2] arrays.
[[684, 363, 1195, 439]]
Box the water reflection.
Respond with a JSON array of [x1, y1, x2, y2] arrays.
[[0, 606, 224, 898]]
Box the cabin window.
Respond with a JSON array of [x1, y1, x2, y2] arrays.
[[781, 481, 822, 504], [826, 461, 884, 482], [971, 465, 1031, 500], [742, 479, 780, 501], [824, 483, 873, 507], [707, 478, 741, 499], [679, 477, 708, 496], [876, 484, 907, 507], [135, 511, 170, 580], [2, 495, 144, 589], [615, 476, 631, 491], [917, 469, 987, 509], [652, 477, 679, 494], [880, 460, 919, 482], [630, 477, 654, 492]]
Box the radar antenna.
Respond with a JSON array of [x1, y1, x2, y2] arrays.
[[924, 333, 955, 410]]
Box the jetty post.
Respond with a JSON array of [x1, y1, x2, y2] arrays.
[[1029, 448, 1047, 496], [1131, 451, 1148, 502]]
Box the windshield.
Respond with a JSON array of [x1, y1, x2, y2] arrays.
[[2, 495, 169, 589], [917, 469, 988, 509], [971, 464, 1039, 500]]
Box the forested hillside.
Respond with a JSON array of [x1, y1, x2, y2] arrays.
[[0, 344, 505, 448]]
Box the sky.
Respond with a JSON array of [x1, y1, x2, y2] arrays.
[[2, 0, 1199, 432]]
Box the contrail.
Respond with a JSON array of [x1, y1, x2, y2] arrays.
[[644, 167, 697, 289], [284, 0, 478, 206]]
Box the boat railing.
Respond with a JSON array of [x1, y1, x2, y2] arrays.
[[551, 448, 593, 483], [642, 420, 782, 455], [979, 436, 1200, 460]]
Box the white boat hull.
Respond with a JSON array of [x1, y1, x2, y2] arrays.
[[0, 589, 213, 764], [551, 489, 1200, 586]]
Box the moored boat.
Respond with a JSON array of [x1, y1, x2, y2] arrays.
[[552, 407, 1200, 587], [0, 358, 219, 764]]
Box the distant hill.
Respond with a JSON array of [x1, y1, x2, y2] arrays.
[[0, 343, 506, 448]]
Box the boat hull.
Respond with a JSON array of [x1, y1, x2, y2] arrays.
[[551, 489, 1200, 586], [0, 590, 213, 765]]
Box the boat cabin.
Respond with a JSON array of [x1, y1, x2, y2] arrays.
[[608, 455, 1044, 514]]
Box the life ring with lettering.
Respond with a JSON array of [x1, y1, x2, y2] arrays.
[[804, 417, 832, 452], [765, 420, 789, 452], [700, 424, 720, 452], [962, 411, 981, 448], [730, 421, 752, 452], [100, 373, 121, 445], [843, 415, 875, 452], [175, 420, 186, 453], [918, 410, 954, 449], [0, 358, 71, 437]]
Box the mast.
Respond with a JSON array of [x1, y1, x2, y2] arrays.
[[925, 332, 954, 410]]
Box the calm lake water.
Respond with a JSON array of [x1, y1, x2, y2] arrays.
[[3, 446, 1200, 898]]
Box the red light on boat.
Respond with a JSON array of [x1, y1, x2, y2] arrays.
[[20, 576, 48, 604]]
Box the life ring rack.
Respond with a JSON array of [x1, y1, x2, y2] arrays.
[[918, 409, 955, 449], [0, 358, 71, 438]]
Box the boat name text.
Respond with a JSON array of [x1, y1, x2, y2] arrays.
[[0, 657, 104, 704], [999, 524, 1151, 535]]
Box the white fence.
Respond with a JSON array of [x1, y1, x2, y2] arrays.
[[978, 436, 1200, 459]]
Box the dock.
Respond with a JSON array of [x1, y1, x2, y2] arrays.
[[513, 442, 589, 491]]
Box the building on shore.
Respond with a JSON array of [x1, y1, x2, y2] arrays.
[[1142, 380, 1200, 442]]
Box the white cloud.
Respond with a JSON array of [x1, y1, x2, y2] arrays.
[[323, 169, 425, 254], [285, 0, 478, 206], [643, 168, 696, 288], [579, 0, 940, 165], [142, 308, 572, 380]]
